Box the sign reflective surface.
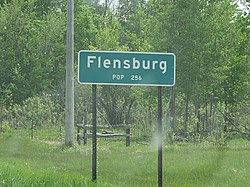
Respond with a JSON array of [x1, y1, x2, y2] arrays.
[[78, 50, 176, 86]]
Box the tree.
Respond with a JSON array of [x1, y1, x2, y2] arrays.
[[117, 0, 151, 51], [146, 0, 249, 137], [99, 86, 135, 126], [0, 0, 66, 106], [74, 4, 104, 52]]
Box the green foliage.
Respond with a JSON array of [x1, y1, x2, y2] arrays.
[[0, 0, 249, 143], [117, 0, 151, 51], [1, 121, 11, 132], [144, 0, 250, 138], [98, 86, 135, 126], [0, 0, 66, 106], [5, 95, 64, 129], [75, 4, 103, 51]]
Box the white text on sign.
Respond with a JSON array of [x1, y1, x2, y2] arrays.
[[112, 74, 143, 81], [87, 56, 167, 74]]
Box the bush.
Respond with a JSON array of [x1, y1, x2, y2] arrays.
[[6, 94, 64, 129], [1, 121, 11, 133]]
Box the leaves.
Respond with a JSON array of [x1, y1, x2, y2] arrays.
[[0, 0, 65, 105], [0, 0, 249, 139]]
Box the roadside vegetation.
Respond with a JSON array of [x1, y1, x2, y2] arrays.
[[0, 129, 250, 186], [0, 0, 249, 186]]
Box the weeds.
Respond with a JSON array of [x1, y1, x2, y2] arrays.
[[0, 129, 250, 186]]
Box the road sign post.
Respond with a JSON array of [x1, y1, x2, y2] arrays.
[[158, 86, 163, 187], [92, 84, 97, 182]]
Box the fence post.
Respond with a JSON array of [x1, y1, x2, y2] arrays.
[[83, 109, 88, 145], [77, 126, 81, 145], [126, 126, 130, 147]]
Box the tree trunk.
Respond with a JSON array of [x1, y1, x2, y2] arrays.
[[195, 102, 201, 134], [205, 102, 208, 131], [209, 95, 213, 131], [169, 87, 175, 132], [184, 94, 189, 134]]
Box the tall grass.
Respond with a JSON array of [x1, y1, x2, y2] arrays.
[[0, 129, 249, 186]]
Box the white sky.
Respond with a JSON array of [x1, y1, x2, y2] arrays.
[[99, 0, 249, 16], [236, 0, 250, 16], [99, 0, 119, 9]]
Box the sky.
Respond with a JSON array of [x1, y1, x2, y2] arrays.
[[99, 0, 119, 9], [236, 0, 250, 16], [99, 0, 249, 16]]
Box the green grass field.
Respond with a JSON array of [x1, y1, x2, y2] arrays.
[[0, 129, 250, 187]]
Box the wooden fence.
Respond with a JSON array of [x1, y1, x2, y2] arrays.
[[76, 124, 131, 146]]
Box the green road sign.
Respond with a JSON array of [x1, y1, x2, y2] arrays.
[[78, 50, 176, 86]]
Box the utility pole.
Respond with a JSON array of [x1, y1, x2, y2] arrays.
[[65, 0, 74, 146]]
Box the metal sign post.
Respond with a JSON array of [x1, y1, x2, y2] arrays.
[[158, 86, 163, 187], [92, 85, 97, 182]]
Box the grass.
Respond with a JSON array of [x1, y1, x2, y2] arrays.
[[0, 129, 250, 186]]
